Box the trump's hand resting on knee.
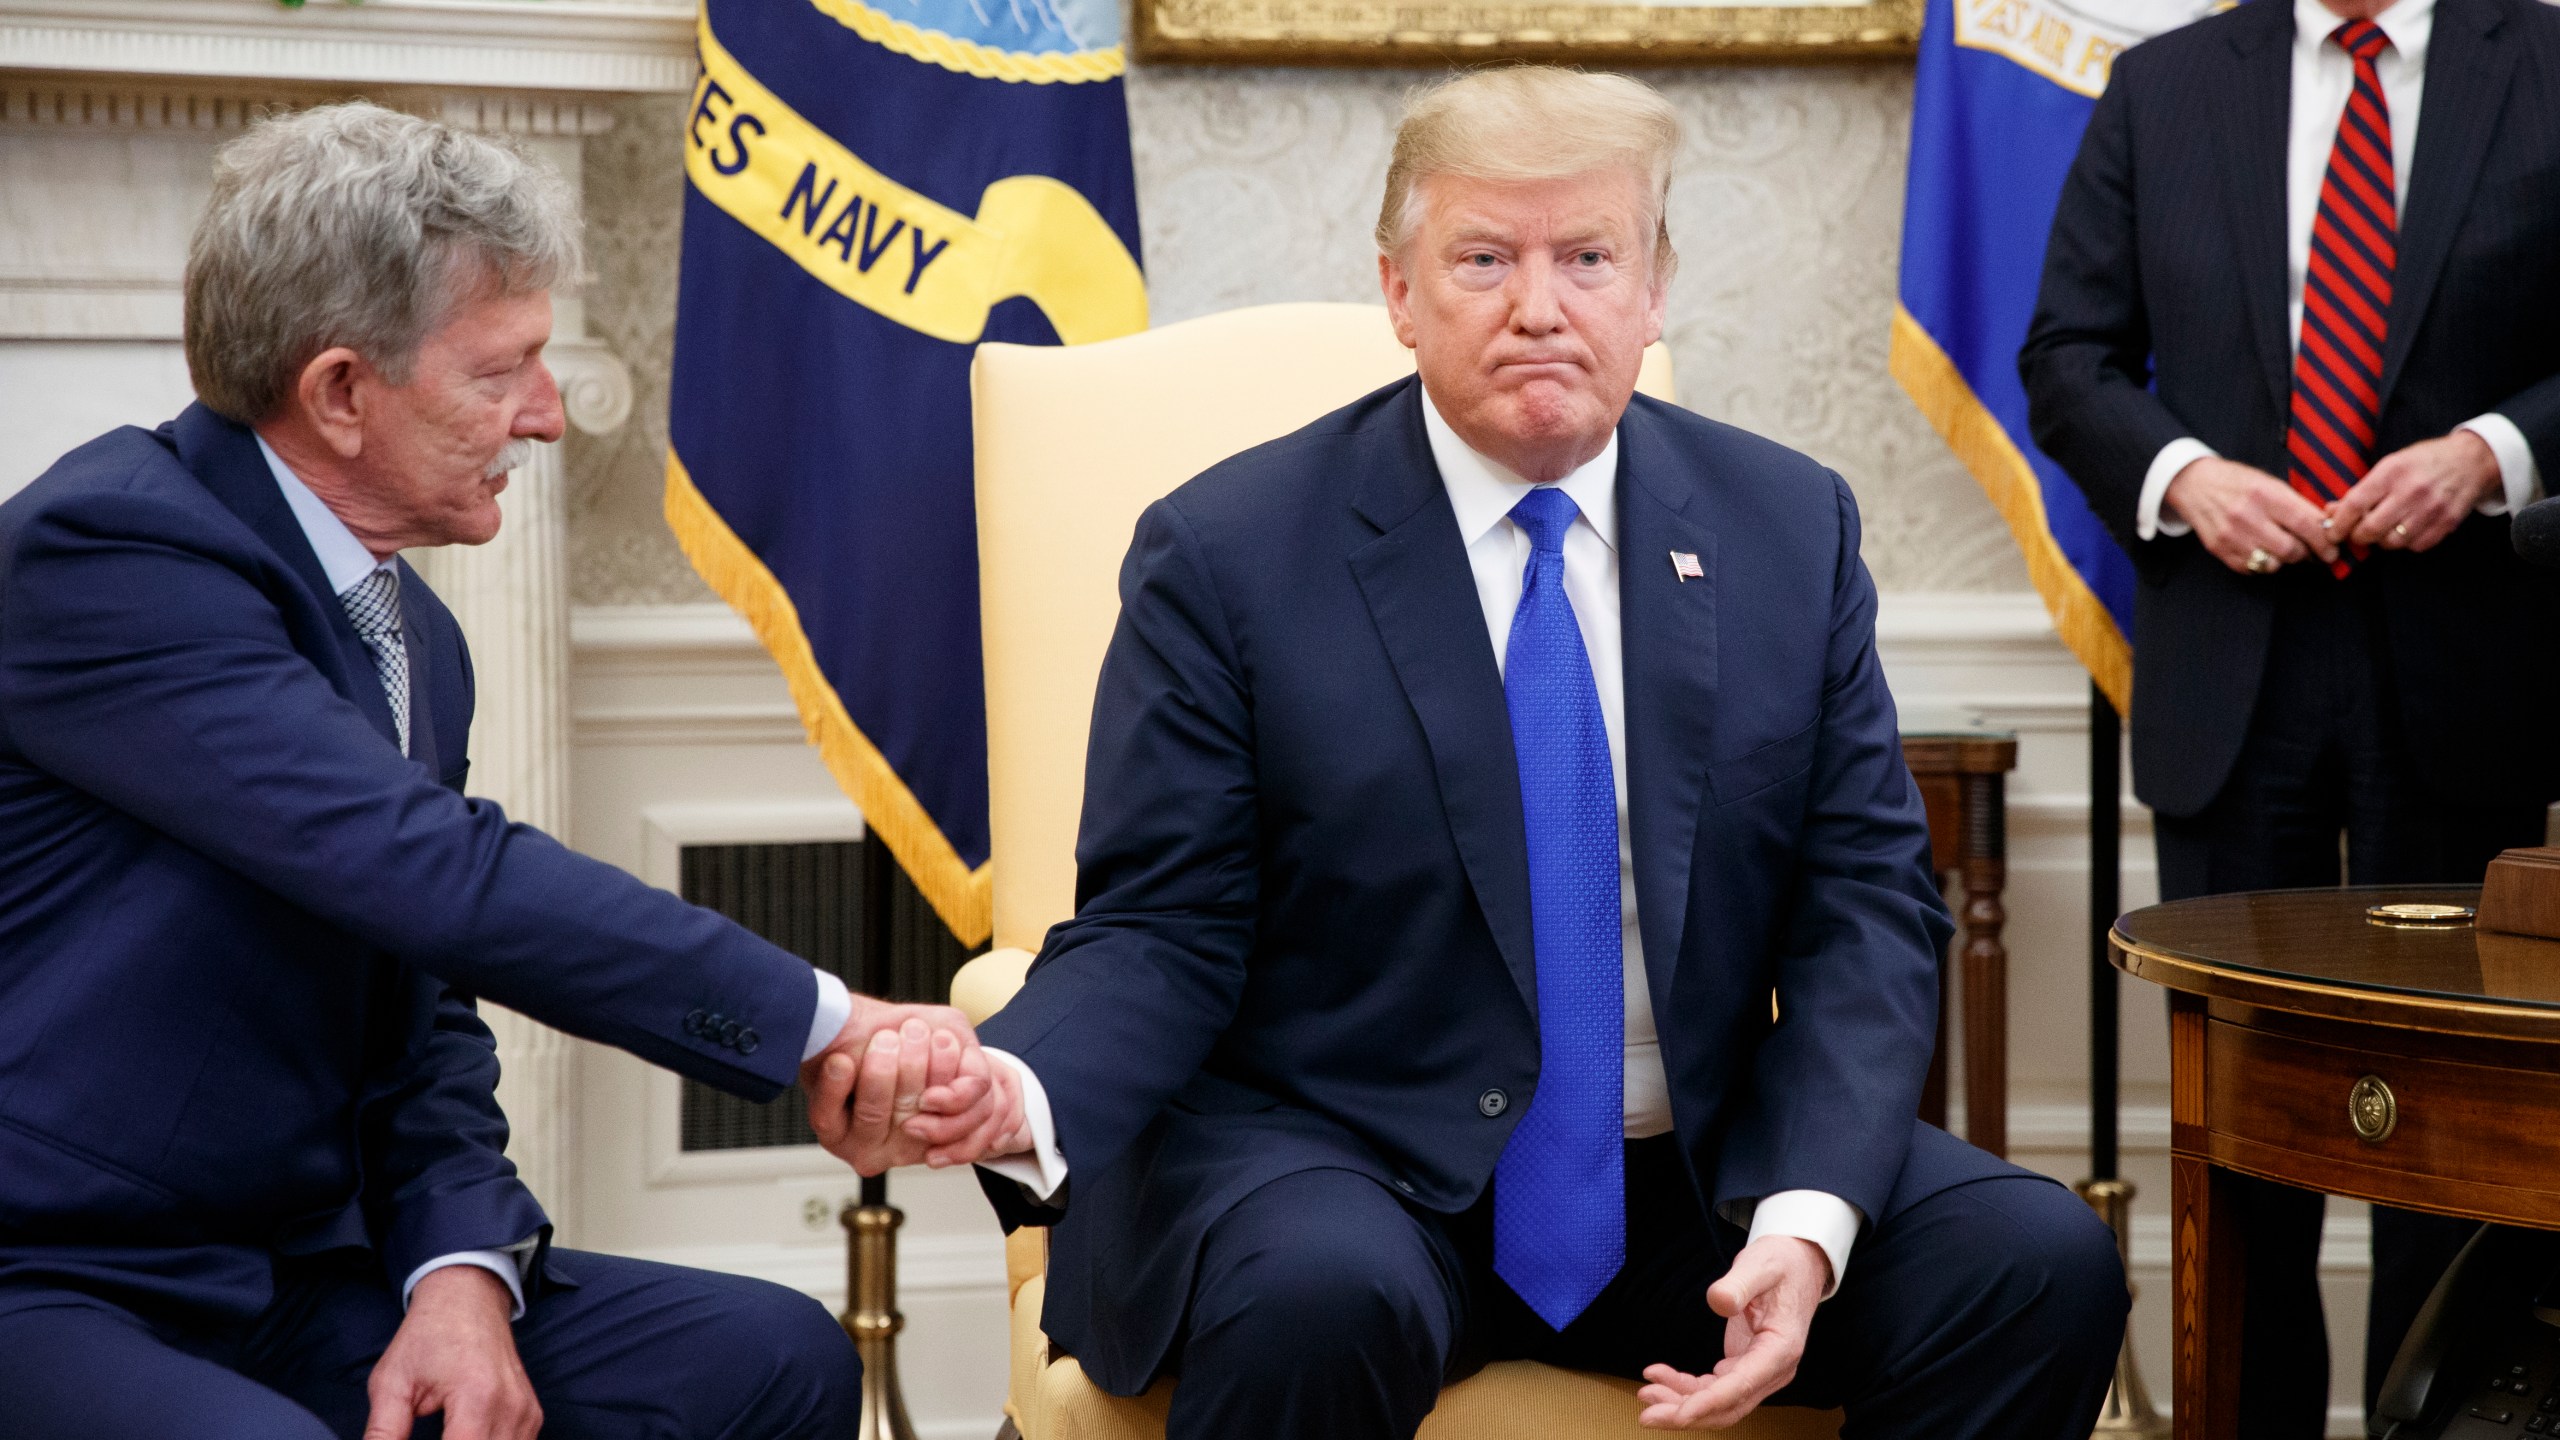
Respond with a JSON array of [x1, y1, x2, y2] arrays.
[[800, 999, 1031, 1174], [1636, 1235, 1831, 1430]]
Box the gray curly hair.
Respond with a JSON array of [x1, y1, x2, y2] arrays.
[[183, 101, 582, 423]]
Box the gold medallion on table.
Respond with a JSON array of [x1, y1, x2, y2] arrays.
[[2349, 1075, 2398, 1143], [2366, 902, 2477, 929]]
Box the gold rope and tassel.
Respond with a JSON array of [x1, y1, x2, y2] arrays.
[[1889, 305, 2133, 716], [664, 451, 995, 948]]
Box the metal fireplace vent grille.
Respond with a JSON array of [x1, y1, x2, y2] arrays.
[[676, 839, 977, 1153]]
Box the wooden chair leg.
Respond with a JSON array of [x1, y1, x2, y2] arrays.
[[1957, 773, 2008, 1158], [1919, 910, 1951, 1130]]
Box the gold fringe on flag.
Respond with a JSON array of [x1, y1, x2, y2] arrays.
[[664, 451, 995, 947], [1889, 304, 2133, 715]]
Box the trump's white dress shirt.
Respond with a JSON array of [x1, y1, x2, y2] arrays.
[[258, 436, 857, 1315], [984, 396, 1865, 1298], [2137, 0, 2539, 540]]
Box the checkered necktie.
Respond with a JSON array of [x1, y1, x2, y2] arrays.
[[1491, 486, 1625, 1332], [2288, 17, 2395, 578], [340, 567, 410, 756]]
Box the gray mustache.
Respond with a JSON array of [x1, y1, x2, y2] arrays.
[[485, 439, 536, 480]]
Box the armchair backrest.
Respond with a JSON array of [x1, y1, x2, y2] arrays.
[[972, 302, 1676, 954]]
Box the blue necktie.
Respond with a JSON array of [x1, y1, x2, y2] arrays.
[[1492, 485, 1625, 1331]]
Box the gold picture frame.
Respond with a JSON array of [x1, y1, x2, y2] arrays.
[[1132, 0, 1921, 65]]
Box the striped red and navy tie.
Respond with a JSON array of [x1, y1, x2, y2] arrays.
[[2288, 17, 2396, 577]]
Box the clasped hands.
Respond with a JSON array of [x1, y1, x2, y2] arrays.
[[2167, 429, 2501, 576], [799, 996, 1033, 1176], [360, 1004, 1029, 1440]]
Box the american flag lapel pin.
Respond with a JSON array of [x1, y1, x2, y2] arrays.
[[1669, 550, 1703, 582]]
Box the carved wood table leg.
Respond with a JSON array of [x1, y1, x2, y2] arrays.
[[2170, 996, 2244, 1439], [1959, 771, 2009, 1158]]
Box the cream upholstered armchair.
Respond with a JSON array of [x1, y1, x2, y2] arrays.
[[951, 303, 1845, 1440]]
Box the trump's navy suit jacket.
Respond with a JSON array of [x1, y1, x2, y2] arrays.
[[0, 404, 818, 1321], [978, 378, 2004, 1393], [2020, 0, 2560, 817]]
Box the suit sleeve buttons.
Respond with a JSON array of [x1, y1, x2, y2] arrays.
[[685, 1010, 757, 1054], [1478, 1089, 1509, 1117]]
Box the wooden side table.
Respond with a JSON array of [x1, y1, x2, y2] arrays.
[[1901, 729, 2019, 1159], [2113, 887, 2560, 1438]]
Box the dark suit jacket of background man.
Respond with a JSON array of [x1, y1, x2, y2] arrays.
[[2019, 0, 2560, 820], [0, 403, 822, 1322], [975, 376, 2009, 1394]]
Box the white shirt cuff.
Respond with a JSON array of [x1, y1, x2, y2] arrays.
[[802, 968, 854, 1063], [403, 1240, 533, 1319], [1743, 1190, 1863, 1301], [2458, 414, 2541, 516], [977, 1049, 1067, 1202], [2139, 438, 2216, 540]]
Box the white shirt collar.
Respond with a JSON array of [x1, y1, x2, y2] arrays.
[[254, 433, 396, 597], [1421, 388, 1620, 552], [2293, 0, 2434, 65]]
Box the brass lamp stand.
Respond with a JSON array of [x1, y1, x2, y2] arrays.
[[2076, 1178, 2169, 1438], [843, 1177, 920, 1440], [843, 837, 921, 1440]]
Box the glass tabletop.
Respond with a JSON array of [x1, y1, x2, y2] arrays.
[[2113, 886, 2560, 1012]]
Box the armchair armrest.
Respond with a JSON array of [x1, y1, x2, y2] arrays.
[[953, 949, 1051, 1293], [953, 947, 1034, 1025]]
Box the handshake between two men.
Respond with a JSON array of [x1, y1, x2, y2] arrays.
[[799, 996, 1033, 1176]]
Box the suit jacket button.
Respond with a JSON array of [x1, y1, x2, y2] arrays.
[[719, 1020, 743, 1047], [1478, 1088, 1509, 1117], [685, 1009, 709, 1037], [736, 1028, 761, 1055]]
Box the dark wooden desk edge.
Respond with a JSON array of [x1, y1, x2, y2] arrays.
[[2112, 931, 2560, 1044], [1898, 733, 2019, 772]]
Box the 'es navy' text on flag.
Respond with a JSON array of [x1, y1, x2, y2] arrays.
[[666, 0, 1145, 944]]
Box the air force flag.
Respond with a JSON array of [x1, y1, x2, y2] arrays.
[[667, 0, 1145, 943], [1891, 0, 2214, 709]]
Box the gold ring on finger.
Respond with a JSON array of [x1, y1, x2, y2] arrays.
[[2246, 547, 2278, 575], [2393, 523, 2410, 541]]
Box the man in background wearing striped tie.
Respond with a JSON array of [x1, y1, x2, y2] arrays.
[[2022, 0, 2560, 1430]]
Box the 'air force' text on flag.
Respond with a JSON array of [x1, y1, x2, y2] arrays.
[[1892, 0, 2216, 707]]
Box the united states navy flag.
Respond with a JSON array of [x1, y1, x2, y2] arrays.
[[1890, 0, 2211, 710], [668, 0, 1145, 944]]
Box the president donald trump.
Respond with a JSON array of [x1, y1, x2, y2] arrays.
[[966, 67, 2127, 1440]]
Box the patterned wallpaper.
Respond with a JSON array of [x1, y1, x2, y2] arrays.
[[565, 67, 2027, 606]]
